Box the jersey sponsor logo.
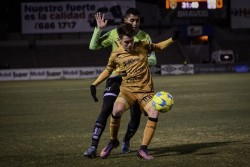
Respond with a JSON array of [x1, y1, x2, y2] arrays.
[[123, 58, 140, 67]]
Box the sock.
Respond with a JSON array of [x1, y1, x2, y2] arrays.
[[91, 122, 105, 148], [110, 114, 121, 140], [142, 117, 158, 146], [140, 145, 148, 151], [123, 128, 136, 142]]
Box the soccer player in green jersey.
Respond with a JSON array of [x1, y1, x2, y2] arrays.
[[84, 8, 157, 158]]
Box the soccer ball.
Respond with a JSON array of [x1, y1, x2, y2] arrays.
[[152, 91, 174, 113]]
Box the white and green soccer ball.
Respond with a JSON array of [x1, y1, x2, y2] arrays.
[[152, 91, 174, 113]]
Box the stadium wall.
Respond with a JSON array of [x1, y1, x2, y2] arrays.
[[0, 64, 249, 81]]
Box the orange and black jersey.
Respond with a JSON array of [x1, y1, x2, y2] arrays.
[[106, 39, 174, 93]]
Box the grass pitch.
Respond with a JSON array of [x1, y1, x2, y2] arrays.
[[0, 73, 250, 167]]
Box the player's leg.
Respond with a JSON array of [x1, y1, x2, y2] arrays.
[[100, 96, 130, 158], [83, 95, 117, 158], [122, 102, 141, 153], [84, 78, 121, 158], [137, 93, 159, 160]]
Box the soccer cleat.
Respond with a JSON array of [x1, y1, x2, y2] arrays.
[[83, 146, 97, 158], [137, 149, 153, 160], [100, 139, 119, 158], [121, 141, 130, 153]]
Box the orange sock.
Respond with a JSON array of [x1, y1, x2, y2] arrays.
[[110, 115, 121, 140], [142, 118, 157, 146]]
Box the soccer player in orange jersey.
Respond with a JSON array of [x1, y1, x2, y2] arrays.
[[93, 23, 179, 160], [84, 8, 157, 158]]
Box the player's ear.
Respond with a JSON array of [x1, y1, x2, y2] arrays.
[[124, 18, 127, 23]]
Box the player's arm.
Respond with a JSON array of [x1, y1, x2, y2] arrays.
[[90, 69, 111, 102], [89, 27, 103, 50], [154, 38, 174, 51], [90, 70, 113, 103], [89, 28, 114, 50], [92, 54, 116, 86], [89, 12, 114, 50], [146, 35, 157, 66], [90, 54, 116, 102], [92, 69, 110, 87], [150, 31, 180, 52]]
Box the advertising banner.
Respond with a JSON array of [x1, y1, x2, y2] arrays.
[[161, 64, 194, 75], [30, 68, 47, 80], [62, 68, 79, 79], [12, 69, 30, 81], [79, 66, 105, 79], [231, 0, 250, 29], [46, 68, 63, 80], [0, 70, 13, 81], [21, 1, 135, 34], [0, 67, 106, 81]]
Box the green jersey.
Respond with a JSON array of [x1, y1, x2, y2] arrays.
[[89, 27, 157, 66]]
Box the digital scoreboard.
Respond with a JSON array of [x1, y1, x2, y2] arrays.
[[166, 0, 223, 10]]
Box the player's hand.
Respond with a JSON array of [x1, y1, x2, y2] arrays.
[[90, 85, 98, 102], [172, 30, 180, 41], [95, 12, 108, 29]]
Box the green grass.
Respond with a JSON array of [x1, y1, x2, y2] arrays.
[[0, 73, 250, 167]]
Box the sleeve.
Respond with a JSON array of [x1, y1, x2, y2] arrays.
[[92, 53, 116, 86], [150, 38, 174, 52], [89, 27, 113, 50], [92, 69, 110, 86], [106, 53, 116, 74], [89, 27, 103, 50]]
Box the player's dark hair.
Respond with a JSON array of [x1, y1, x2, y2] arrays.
[[117, 23, 136, 39], [125, 8, 140, 18]]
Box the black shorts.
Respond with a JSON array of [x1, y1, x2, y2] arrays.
[[103, 77, 122, 97]]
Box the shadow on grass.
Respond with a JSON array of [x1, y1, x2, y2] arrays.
[[88, 141, 240, 160], [149, 141, 238, 157]]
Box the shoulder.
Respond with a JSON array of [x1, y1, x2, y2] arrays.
[[138, 29, 148, 35], [110, 28, 118, 35], [110, 46, 124, 57], [103, 28, 117, 37], [134, 40, 154, 53], [137, 29, 149, 35], [135, 30, 151, 42]]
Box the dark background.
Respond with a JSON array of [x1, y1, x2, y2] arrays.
[[0, 0, 249, 69]]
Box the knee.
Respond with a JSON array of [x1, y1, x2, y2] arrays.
[[113, 102, 125, 117], [147, 107, 159, 118]]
